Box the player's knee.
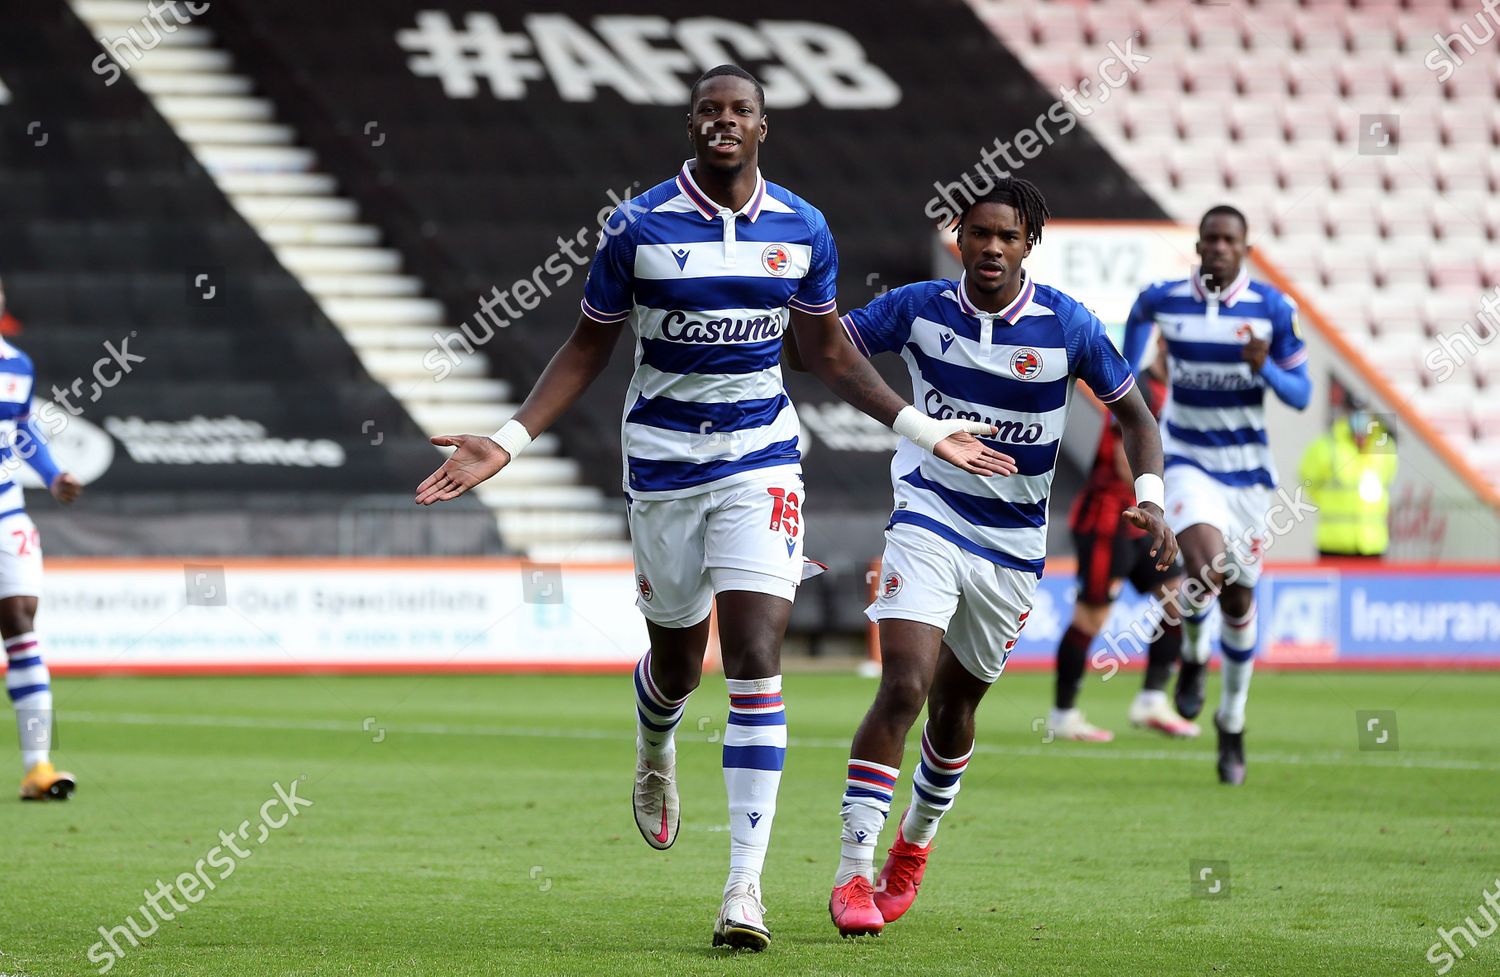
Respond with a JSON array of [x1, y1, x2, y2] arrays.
[[925, 695, 975, 737], [872, 666, 929, 726], [719, 635, 780, 679], [0, 607, 34, 637], [1219, 586, 1254, 619], [1072, 601, 1110, 635]]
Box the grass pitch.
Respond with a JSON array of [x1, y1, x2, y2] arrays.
[[3, 669, 1496, 976]]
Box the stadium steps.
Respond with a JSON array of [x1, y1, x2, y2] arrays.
[[71, 0, 631, 560]]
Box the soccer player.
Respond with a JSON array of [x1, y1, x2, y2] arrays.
[[821, 180, 1177, 936], [0, 280, 83, 800], [1122, 205, 1310, 785], [414, 66, 1010, 951], [1051, 339, 1199, 741]]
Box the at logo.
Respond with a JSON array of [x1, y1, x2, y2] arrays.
[[761, 244, 791, 276], [1010, 348, 1043, 380], [636, 574, 653, 602], [881, 572, 903, 599]]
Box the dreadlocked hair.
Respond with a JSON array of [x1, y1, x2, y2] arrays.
[[957, 177, 1050, 248]]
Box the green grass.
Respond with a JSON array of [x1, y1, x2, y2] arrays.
[[2, 670, 1497, 976]]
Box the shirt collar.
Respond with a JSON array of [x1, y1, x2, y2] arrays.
[[956, 271, 1034, 323], [676, 159, 766, 222], [1190, 264, 1250, 307]]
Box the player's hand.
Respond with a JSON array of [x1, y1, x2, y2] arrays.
[[932, 425, 1018, 477], [49, 472, 82, 504], [1240, 336, 1270, 373], [415, 435, 510, 505], [1123, 502, 1178, 570]]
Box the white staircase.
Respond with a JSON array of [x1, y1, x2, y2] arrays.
[[73, 0, 630, 560]]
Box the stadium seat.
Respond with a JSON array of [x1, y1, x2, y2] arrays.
[[971, 0, 1499, 489]]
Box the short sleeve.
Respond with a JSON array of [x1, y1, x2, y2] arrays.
[[787, 214, 838, 315], [1074, 304, 1136, 404], [839, 284, 917, 358], [1269, 293, 1308, 370], [580, 205, 636, 324]]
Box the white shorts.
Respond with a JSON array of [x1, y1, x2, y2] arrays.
[[1165, 464, 1273, 587], [627, 468, 806, 629], [0, 510, 42, 600], [866, 523, 1038, 683]]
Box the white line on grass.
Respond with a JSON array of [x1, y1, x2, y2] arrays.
[[62, 711, 1500, 773]]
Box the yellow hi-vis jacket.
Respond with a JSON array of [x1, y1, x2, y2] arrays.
[[1298, 420, 1398, 556]]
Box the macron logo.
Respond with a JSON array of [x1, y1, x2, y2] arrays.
[[855, 830, 867, 842], [673, 248, 691, 271], [748, 812, 762, 828], [939, 332, 955, 354]]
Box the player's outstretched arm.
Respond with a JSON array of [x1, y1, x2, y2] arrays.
[[788, 308, 1017, 476], [415, 314, 624, 505], [1107, 384, 1179, 570]]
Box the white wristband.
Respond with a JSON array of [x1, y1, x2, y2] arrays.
[[1134, 473, 1165, 510], [489, 419, 533, 458]]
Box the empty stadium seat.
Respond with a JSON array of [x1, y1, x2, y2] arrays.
[[968, 0, 1499, 491]]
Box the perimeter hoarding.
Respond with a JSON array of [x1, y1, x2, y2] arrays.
[[42, 560, 649, 673], [36, 560, 1500, 674]]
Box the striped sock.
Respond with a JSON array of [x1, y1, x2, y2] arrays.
[[901, 724, 972, 847], [1218, 603, 1258, 734], [837, 758, 898, 885], [633, 651, 686, 764], [6, 632, 52, 770], [723, 675, 786, 891]]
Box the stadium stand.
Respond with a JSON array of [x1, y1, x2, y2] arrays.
[[67, 0, 596, 557], [0, 3, 500, 556], [968, 0, 1500, 490], [186, 0, 1165, 623]]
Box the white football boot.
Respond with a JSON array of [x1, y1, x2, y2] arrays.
[[713, 881, 770, 951], [632, 741, 679, 850]]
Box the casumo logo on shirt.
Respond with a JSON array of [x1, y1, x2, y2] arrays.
[[659, 310, 783, 344], [1170, 366, 1259, 391], [923, 391, 1044, 444]]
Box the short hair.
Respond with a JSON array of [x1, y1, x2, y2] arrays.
[[689, 64, 765, 112], [958, 177, 1051, 248], [1199, 204, 1248, 238]]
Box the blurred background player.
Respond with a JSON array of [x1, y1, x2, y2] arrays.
[[1300, 395, 1397, 562], [1123, 205, 1310, 785], [0, 275, 84, 800], [0, 277, 22, 337], [823, 180, 1177, 937], [1051, 334, 1198, 742], [413, 66, 1003, 951]]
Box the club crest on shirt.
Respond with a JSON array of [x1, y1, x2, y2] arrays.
[[637, 574, 653, 602], [761, 244, 791, 276], [1010, 347, 1043, 380], [881, 571, 903, 599]]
